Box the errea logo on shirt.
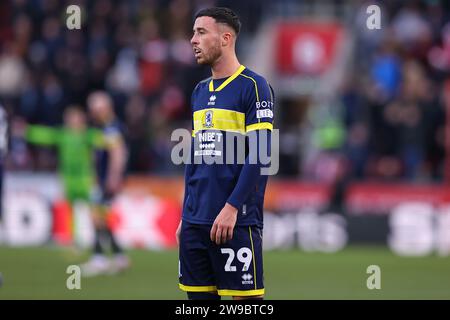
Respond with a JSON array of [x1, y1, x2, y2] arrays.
[[208, 95, 216, 106], [242, 273, 253, 285]]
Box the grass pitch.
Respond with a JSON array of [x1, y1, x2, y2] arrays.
[[0, 245, 449, 299]]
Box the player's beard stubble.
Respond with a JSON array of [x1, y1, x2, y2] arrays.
[[196, 41, 222, 66]]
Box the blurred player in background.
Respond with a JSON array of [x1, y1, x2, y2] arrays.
[[81, 91, 129, 277], [177, 7, 274, 300], [0, 104, 8, 222], [22, 106, 104, 243], [25, 106, 103, 205]]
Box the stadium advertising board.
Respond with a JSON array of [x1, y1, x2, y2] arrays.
[[1, 174, 449, 256]]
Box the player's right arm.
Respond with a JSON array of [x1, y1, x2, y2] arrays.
[[211, 74, 274, 245]]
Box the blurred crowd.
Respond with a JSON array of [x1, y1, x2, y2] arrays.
[[1, 0, 264, 174], [1, 0, 449, 182], [278, 0, 450, 183], [336, 0, 448, 182]]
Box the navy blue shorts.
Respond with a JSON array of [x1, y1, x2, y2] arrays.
[[178, 220, 264, 297]]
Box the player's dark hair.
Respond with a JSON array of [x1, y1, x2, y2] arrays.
[[195, 7, 241, 36]]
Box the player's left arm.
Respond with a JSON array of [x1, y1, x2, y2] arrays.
[[104, 129, 127, 194], [211, 76, 274, 245]]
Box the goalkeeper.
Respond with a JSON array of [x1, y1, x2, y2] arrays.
[[24, 106, 104, 240]]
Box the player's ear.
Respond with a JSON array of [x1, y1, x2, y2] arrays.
[[221, 32, 232, 47]]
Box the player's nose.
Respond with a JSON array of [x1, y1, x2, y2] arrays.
[[190, 34, 198, 46]]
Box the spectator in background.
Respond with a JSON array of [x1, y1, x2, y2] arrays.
[[124, 94, 151, 172], [0, 0, 447, 183], [370, 37, 402, 103], [428, 22, 450, 72], [0, 43, 27, 99], [0, 104, 7, 222], [391, 1, 433, 59]]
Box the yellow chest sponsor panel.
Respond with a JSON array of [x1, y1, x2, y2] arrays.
[[192, 108, 272, 137], [192, 108, 246, 136]]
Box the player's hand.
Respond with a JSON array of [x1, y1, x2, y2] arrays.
[[176, 220, 182, 245], [210, 203, 238, 245]]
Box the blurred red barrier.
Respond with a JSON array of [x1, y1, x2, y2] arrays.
[[123, 175, 450, 215]]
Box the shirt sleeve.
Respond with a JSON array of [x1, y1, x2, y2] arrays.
[[244, 76, 275, 133], [103, 126, 124, 149], [227, 130, 272, 210], [227, 76, 275, 210]]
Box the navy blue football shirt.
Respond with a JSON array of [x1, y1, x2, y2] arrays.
[[182, 65, 274, 228]]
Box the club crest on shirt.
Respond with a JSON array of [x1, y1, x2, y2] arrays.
[[203, 110, 214, 128]]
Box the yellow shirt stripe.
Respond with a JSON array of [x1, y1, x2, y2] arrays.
[[246, 122, 273, 133], [217, 289, 265, 297], [209, 65, 246, 92], [239, 73, 260, 102], [239, 73, 261, 123], [191, 108, 273, 136], [192, 108, 246, 135], [179, 283, 217, 292]]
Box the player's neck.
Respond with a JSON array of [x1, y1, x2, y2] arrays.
[[211, 53, 241, 79], [101, 114, 115, 126]]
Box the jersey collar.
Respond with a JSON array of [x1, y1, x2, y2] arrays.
[[209, 65, 246, 92]]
